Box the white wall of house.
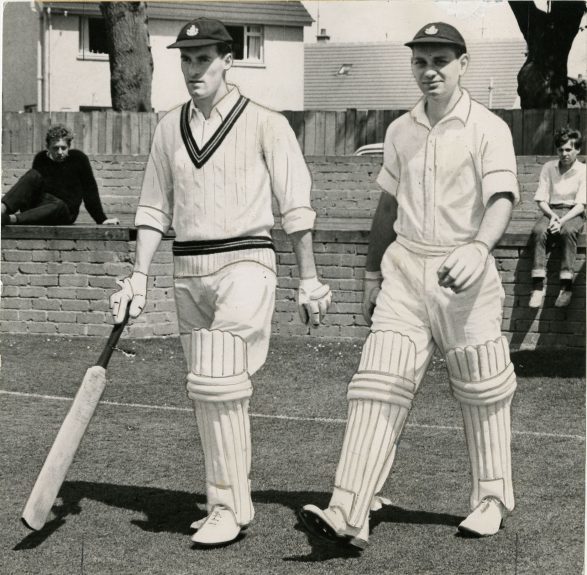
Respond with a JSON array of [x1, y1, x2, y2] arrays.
[[6, 10, 306, 112], [46, 14, 112, 110], [150, 21, 305, 111], [2, 2, 39, 111]]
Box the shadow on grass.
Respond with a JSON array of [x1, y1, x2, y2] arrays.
[[13, 481, 462, 562], [511, 348, 586, 378]]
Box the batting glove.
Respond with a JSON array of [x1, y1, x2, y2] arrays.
[[109, 271, 148, 324], [362, 270, 383, 325], [298, 277, 332, 327], [437, 240, 489, 293]]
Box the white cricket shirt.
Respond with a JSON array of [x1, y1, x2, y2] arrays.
[[533, 159, 586, 206], [377, 90, 519, 247]]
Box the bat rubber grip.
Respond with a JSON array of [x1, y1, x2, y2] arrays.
[[96, 310, 130, 368]]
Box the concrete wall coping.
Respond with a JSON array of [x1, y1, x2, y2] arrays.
[[2, 219, 585, 249]]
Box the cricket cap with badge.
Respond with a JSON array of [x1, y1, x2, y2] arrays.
[[405, 22, 467, 51], [167, 17, 233, 49]]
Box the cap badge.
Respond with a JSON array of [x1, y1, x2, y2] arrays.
[[186, 25, 199, 37], [425, 25, 439, 35]]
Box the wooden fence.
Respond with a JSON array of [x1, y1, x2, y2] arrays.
[[2, 108, 586, 156]]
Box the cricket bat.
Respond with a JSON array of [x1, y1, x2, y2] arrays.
[[21, 314, 130, 531]]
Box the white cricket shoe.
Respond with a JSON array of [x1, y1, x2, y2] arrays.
[[458, 497, 505, 537], [190, 506, 241, 546], [298, 504, 369, 549], [554, 289, 572, 307], [529, 289, 545, 308]]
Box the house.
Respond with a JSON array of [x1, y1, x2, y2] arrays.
[[2, 1, 313, 112], [304, 39, 527, 110]]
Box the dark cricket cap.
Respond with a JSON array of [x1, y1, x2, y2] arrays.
[[167, 17, 233, 49], [405, 22, 467, 51]]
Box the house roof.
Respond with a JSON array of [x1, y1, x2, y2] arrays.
[[45, 1, 313, 27], [305, 39, 527, 110]]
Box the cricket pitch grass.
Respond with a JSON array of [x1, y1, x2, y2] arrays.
[[1, 333, 584, 575]]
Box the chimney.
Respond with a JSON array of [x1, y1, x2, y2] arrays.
[[317, 28, 330, 43]]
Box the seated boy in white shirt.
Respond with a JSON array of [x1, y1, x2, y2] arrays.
[[529, 128, 586, 308]]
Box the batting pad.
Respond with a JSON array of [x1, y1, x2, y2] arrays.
[[446, 336, 517, 511], [332, 331, 416, 529], [186, 329, 254, 526]]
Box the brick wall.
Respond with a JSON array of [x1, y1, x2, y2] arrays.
[[1, 155, 585, 348], [4, 154, 581, 223], [1, 225, 584, 349]]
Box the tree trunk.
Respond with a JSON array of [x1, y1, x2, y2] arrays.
[[99, 2, 153, 112], [509, 1, 585, 108]]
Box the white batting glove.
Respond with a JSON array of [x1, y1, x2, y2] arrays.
[[109, 271, 148, 324], [437, 240, 489, 293], [362, 270, 383, 325], [298, 277, 332, 327]]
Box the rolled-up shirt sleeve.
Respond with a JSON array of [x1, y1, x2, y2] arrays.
[[262, 113, 315, 235], [533, 164, 551, 203], [481, 120, 520, 206], [376, 125, 401, 196], [135, 122, 174, 233]]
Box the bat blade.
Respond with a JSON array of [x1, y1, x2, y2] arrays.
[[21, 365, 107, 531]]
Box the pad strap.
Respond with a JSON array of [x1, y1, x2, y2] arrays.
[[347, 373, 415, 407], [186, 371, 252, 402], [450, 363, 516, 405]]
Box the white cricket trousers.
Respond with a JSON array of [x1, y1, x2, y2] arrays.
[[371, 237, 506, 378], [174, 261, 277, 376]]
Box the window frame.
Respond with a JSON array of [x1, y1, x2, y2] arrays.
[[227, 24, 266, 67], [78, 16, 109, 61]]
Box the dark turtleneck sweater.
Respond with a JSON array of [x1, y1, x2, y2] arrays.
[[32, 149, 107, 224]]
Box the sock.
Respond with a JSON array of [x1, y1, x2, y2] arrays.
[[532, 278, 544, 291], [560, 279, 572, 292]]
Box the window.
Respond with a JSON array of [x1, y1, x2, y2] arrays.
[[79, 16, 109, 60], [225, 25, 264, 63]]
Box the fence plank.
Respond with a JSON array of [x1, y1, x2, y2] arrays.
[[366, 110, 378, 146], [32, 112, 43, 151], [314, 111, 326, 155], [324, 111, 337, 156], [113, 112, 123, 155], [511, 108, 524, 156], [334, 111, 346, 156], [534, 109, 554, 154], [105, 111, 114, 154], [578, 109, 587, 142], [553, 108, 569, 136], [22, 113, 34, 153], [96, 112, 106, 154], [121, 112, 131, 155], [356, 110, 368, 149], [4, 112, 16, 153], [139, 113, 152, 154], [304, 110, 316, 156], [374, 109, 385, 143], [290, 111, 305, 152], [344, 109, 356, 155], [130, 112, 140, 154]]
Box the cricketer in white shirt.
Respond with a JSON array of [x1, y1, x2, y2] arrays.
[[300, 23, 519, 548]]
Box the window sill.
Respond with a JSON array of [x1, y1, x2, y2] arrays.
[[77, 53, 109, 62], [232, 61, 266, 69]]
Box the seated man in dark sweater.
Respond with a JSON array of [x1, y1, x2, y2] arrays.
[[1, 124, 119, 226]]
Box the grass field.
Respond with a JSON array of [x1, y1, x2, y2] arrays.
[[1, 333, 584, 575]]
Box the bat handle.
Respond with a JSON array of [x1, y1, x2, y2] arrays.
[[96, 310, 130, 368]]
